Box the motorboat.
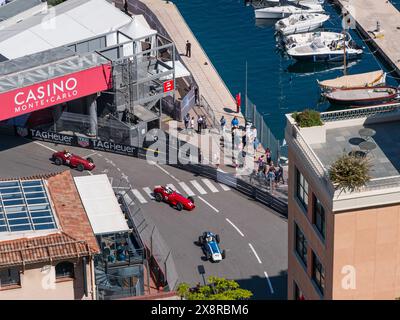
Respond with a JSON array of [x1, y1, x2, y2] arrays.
[[255, 2, 324, 19], [324, 86, 399, 106], [266, 0, 325, 5], [275, 13, 330, 35], [286, 38, 363, 62], [317, 70, 387, 92], [283, 31, 346, 50]]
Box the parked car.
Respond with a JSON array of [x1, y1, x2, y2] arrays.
[[153, 186, 195, 211], [52, 150, 95, 172], [198, 231, 226, 262]]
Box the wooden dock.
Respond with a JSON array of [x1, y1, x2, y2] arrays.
[[335, 0, 400, 77], [138, 0, 244, 126]]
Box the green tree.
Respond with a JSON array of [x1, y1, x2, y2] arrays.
[[47, 0, 66, 7], [176, 276, 253, 300]]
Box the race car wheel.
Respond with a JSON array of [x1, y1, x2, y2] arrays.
[[155, 193, 162, 202], [176, 202, 183, 211], [86, 157, 94, 164], [198, 236, 203, 245], [188, 196, 194, 203], [54, 157, 63, 166], [77, 164, 85, 172], [216, 234, 220, 244], [206, 252, 211, 260], [222, 250, 226, 259]]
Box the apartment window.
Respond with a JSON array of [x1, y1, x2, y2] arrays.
[[0, 268, 20, 288], [55, 262, 74, 279], [295, 223, 308, 267], [294, 282, 305, 300], [312, 252, 325, 296], [296, 168, 309, 212], [313, 195, 326, 240]]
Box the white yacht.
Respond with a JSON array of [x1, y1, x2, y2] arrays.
[[283, 31, 346, 50], [255, 2, 324, 19], [275, 13, 329, 35], [286, 38, 363, 62]]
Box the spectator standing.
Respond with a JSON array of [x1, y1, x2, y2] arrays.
[[184, 113, 190, 130], [265, 148, 272, 165], [220, 116, 226, 134], [186, 40, 192, 58], [231, 116, 239, 130], [197, 116, 203, 134], [194, 86, 199, 105]]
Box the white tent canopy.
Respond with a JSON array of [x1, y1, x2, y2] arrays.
[[0, 0, 157, 60], [74, 174, 130, 235], [159, 60, 191, 80]]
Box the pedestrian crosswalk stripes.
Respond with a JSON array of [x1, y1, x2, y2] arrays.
[[143, 187, 154, 199], [219, 183, 231, 191], [132, 189, 148, 204], [190, 180, 207, 195], [129, 180, 231, 204], [178, 182, 195, 196], [201, 179, 219, 193]]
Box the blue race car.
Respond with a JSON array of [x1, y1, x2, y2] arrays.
[[198, 231, 226, 262]]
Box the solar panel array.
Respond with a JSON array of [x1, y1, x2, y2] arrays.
[[0, 180, 57, 233]]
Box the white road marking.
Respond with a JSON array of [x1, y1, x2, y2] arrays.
[[264, 271, 275, 294], [109, 177, 113, 186], [225, 218, 245, 237], [153, 163, 180, 182], [190, 180, 207, 195], [117, 168, 121, 172], [132, 189, 147, 204], [202, 179, 219, 193], [33, 141, 57, 153], [84, 152, 97, 158], [143, 187, 154, 199], [198, 196, 219, 213], [179, 182, 195, 196], [87, 170, 93, 176], [248, 243, 262, 264], [219, 183, 231, 191]]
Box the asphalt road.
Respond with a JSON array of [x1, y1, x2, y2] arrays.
[[0, 135, 288, 299]]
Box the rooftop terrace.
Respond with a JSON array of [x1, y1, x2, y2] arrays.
[[286, 103, 400, 210]]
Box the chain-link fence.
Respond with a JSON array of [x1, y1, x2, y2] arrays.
[[118, 190, 179, 291], [244, 96, 282, 163]]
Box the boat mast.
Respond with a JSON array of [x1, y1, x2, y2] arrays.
[[343, 29, 347, 75], [245, 60, 248, 113]]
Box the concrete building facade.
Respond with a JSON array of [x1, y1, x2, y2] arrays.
[[286, 105, 400, 300]]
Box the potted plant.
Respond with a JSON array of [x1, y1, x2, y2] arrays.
[[292, 109, 326, 144], [329, 154, 371, 194]]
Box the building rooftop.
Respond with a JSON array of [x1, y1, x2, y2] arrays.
[[0, 0, 156, 60], [0, 0, 44, 23], [0, 171, 100, 267], [286, 104, 400, 210], [312, 120, 400, 180]]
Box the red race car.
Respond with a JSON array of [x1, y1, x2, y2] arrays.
[[153, 186, 195, 211], [52, 150, 95, 172]]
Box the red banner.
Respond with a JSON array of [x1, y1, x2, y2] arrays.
[[0, 64, 113, 122]]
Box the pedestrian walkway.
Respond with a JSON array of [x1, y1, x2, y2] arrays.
[[128, 178, 231, 204]]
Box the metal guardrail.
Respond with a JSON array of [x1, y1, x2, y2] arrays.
[[320, 103, 400, 122], [200, 94, 218, 129]]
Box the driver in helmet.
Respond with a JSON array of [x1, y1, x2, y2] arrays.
[[206, 235, 213, 242], [165, 186, 173, 194], [63, 149, 72, 158]]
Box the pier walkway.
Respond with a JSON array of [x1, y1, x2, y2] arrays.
[[336, 0, 400, 77], [139, 0, 244, 126]]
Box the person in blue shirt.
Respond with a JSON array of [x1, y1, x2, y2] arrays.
[[231, 116, 239, 130]]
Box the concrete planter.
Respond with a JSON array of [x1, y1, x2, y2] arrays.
[[298, 124, 326, 144]]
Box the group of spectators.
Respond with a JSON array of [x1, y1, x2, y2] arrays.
[[254, 150, 284, 190], [183, 114, 208, 134]]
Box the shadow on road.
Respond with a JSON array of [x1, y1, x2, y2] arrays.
[[236, 270, 287, 300]]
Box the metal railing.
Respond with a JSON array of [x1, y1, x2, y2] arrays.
[[200, 94, 218, 129], [321, 102, 400, 122]]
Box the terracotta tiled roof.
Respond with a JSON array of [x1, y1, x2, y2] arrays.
[[0, 171, 100, 267], [46, 171, 99, 254], [0, 232, 90, 268]]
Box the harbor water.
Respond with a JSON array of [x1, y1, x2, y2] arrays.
[[174, 0, 399, 140]]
